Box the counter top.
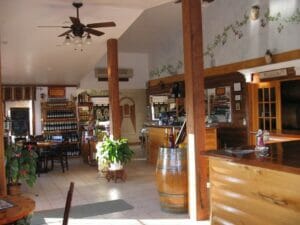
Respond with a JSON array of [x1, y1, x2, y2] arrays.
[[144, 124, 217, 129], [144, 124, 182, 129], [204, 140, 300, 175]]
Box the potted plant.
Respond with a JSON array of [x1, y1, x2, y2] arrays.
[[98, 136, 134, 170], [5, 143, 38, 195]]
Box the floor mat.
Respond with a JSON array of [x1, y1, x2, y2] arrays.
[[31, 199, 134, 225]]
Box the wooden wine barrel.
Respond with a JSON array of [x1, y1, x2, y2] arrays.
[[156, 147, 188, 213]]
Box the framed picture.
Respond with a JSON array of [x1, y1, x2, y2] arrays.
[[216, 87, 226, 96], [48, 87, 65, 98], [235, 102, 241, 111], [235, 95, 241, 101], [234, 82, 241, 92]]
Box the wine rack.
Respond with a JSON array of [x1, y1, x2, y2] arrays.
[[41, 101, 80, 156], [78, 102, 93, 126]]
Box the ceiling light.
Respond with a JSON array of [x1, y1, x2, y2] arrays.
[[73, 36, 82, 45], [84, 34, 92, 45], [63, 35, 72, 46]]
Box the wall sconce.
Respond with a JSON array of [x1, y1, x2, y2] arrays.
[[40, 93, 46, 100], [250, 5, 260, 21], [264, 50, 273, 64]]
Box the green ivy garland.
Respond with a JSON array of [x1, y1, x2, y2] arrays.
[[150, 60, 183, 78], [204, 8, 300, 59], [149, 7, 300, 79]]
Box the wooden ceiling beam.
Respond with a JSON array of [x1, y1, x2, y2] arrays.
[[204, 49, 300, 77]]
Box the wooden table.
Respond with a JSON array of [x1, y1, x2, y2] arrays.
[[0, 195, 35, 224]]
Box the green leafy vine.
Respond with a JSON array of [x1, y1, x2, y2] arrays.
[[149, 7, 300, 78], [150, 60, 183, 78], [204, 7, 300, 61]]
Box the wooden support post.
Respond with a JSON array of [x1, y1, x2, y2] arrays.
[[0, 46, 7, 196], [182, 0, 208, 220], [107, 39, 121, 139]]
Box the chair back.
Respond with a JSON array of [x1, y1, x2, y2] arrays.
[[63, 182, 74, 225]]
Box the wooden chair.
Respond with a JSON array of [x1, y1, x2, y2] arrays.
[[63, 182, 74, 225], [51, 141, 69, 173]]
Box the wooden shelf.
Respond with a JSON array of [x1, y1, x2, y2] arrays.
[[43, 129, 78, 134], [44, 117, 77, 122]]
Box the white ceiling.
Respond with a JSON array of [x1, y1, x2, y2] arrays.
[[0, 0, 172, 85], [119, 2, 182, 53]]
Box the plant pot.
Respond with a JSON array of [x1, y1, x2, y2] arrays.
[[7, 183, 22, 196], [109, 162, 123, 171]]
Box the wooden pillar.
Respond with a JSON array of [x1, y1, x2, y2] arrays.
[[0, 46, 7, 196], [182, 0, 208, 220], [107, 39, 121, 139]]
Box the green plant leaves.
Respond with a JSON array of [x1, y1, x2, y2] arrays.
[[99, 137, 134, 165], [5, 144, 38, 187]]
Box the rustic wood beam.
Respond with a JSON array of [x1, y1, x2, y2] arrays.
[[182, 0, 208, 220], [147, 49, 300, 84], [107, 39, 121, 139], [204, 49, 300, 77], [0, 47, 7, 196]]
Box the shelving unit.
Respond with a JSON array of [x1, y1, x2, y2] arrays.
[[41, 101, 80, 156], [78, 102, 93, 127]]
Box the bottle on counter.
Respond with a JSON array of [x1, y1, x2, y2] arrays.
[[169, 127, 175, 148], [163, 128, 169, 148]]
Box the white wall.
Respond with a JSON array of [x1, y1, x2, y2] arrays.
[[80, 52, 149, 90], [203, 0, 300, 67], [148, 0, 300, 79]]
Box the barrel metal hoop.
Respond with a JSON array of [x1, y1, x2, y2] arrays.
[[156, 167, 187, 172], [159, 191, 188, 197]]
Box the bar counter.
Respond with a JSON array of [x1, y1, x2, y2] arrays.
[[205, 141, 300, 225]]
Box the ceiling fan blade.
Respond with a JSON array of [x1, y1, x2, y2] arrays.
[[85, 28, 104, 36], [87, 22, 116, 28], [58, 30, 72, 37], [38, 26, 70, 28], [70, 16, 80, 24]]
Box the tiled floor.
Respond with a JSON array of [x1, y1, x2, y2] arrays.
[[22, 148, 209, 225]]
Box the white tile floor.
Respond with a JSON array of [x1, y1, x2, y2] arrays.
[[22, 150, 210, 225]]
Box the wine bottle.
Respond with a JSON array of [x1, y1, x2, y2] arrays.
[[169, 127, 175, 148]]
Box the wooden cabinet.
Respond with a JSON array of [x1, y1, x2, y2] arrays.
[[41, 101, 79, 156], [257, 82, 281, 131], [78, 102, 93, 127], [248, 81, 282, 144]]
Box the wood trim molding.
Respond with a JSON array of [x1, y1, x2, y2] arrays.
[[148, 50, 299, 84], [0, 49, 7, 196], [148, 74, 184, 87], [204, 49, 300, 77]]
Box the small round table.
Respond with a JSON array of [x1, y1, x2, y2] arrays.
[[0, 195, 35, 224]]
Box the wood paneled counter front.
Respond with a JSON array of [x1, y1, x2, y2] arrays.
[[146, 125, 217, 164], [205, 141, 300, 225]]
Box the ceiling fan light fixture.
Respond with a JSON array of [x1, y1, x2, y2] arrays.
[[63, 35, 72, 46], [73, 36, 82, 44], [85, 34, 92, 45]]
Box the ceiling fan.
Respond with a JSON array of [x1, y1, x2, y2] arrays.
[[38, 2, 116, 45]]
